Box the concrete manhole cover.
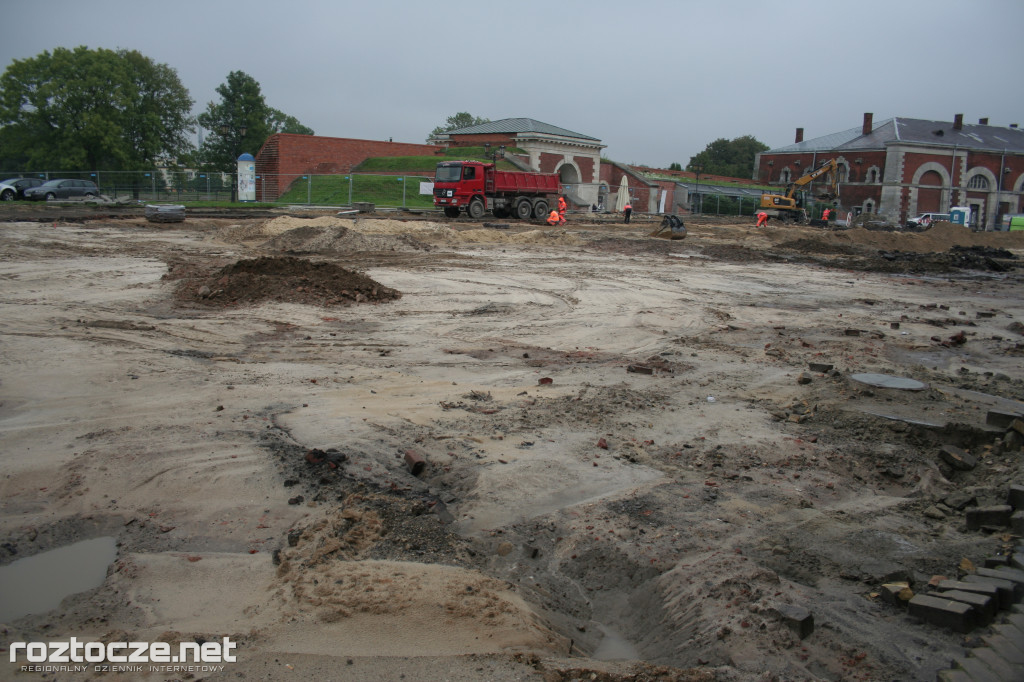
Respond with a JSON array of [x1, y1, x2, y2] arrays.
[[849, 373, 929, 391]]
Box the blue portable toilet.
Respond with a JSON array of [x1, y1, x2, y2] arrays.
[[949, 206, 971, 226]]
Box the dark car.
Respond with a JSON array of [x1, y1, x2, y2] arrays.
[[0, 177, 45, 201], [23, 179, 100, 201]]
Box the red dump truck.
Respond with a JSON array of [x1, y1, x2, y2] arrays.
[[433, 160, 561, 220]]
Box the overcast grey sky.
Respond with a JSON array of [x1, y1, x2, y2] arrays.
[[2, 0, 1021, 168]]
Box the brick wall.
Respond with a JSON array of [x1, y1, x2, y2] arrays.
[[537, 152, 563, 174], [255, 134, 440, 199]]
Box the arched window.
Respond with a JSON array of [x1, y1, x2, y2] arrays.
[[780, 168, 792, 184], [838, 163, 849, 183], [864, 200, 875, 214], [967, 175, 989, 190], [868, 169, 878, 183]]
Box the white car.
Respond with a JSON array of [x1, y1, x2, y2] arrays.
[[0, 177, 45, 201], [906, 212, 950, 229]]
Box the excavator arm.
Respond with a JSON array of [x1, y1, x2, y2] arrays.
[[786, 159, 839, 201]]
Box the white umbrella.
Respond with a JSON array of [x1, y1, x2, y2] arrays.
[[614, 175, 630, 212]]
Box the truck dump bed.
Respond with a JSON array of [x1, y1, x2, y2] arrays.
[[492, 169, 560, 195]]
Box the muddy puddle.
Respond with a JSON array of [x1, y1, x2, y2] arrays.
[[0, 536, 117, 621]]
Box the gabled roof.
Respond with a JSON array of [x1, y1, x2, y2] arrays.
[[768, 117, 1024, 154], [446, 117, 599, 142]]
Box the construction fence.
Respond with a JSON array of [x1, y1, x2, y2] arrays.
[[0, 170, 440, 208], [3, 170, 784, 217]]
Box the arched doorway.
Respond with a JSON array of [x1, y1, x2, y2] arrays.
[[558, 163, 581, 185], [918, 170, 944, 212]]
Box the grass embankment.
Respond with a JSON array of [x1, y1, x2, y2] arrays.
[[276, 147, 526, 206]]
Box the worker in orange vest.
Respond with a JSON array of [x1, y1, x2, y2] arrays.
[[546, 209, 561, 226], [756, 211, 769, 227], [557, 196, 567, 224], [623, 202, 633, 224], [822, 208, 831, 221]]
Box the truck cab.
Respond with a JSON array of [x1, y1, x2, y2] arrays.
[[434, 161, 489, 218]]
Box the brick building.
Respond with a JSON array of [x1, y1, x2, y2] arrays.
[[754, 113, 1024, 229]]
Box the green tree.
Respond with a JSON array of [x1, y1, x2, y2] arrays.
[[0, 46, 194, 170], [687, 135, 769, 179], [430, 112, 490, 138], [668, 162, 682, 171], [196, 71, 314, 172], [268, 108, 314, 135]]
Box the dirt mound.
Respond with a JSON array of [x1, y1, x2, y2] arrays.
[[260, 224, 430, 254], [827, 222, 1024, 253], [173, 255, 401, 307]]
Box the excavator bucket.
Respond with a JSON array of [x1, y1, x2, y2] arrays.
[[651, 215, 686, 239]]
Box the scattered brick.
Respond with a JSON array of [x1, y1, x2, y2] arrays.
[[1007, 484, 1024, 510], [880, 582, 914, 607], [932, 589, 995, 626], [987, 409, 1023, 429], [908, 594, 975, 633], [774, 603, 814, 639], [966, 505, 1012, 530], [963, 574, 1018, 608], [939, 444, 977, 471]]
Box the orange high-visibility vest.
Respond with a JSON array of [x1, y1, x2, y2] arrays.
[[547, 210, 560, 225]]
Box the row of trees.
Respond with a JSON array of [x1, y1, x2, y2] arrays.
[[0, 46, 313, 174], [0, 46, 769, 180]]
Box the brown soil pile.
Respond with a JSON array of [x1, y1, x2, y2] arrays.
[[795, 221, 1024, 253], [172, 255, 401, 307]]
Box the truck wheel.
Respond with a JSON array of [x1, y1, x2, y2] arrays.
[[468, 199, 485, 219], [515, 199, 533, 220], [443, 207, 460, 218], [532, 199, 549, 220]]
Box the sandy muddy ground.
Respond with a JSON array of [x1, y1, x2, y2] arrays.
[[1, 210, 1023, 681]]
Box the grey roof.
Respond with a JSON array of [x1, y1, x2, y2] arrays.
[[446, 117, 600, 141], [769, 117, 1024, 154], [770, 123, 872, 153]]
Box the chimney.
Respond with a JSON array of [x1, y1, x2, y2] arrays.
[[862, 113, 873, 136], [953, 114, 963, 130], [979, 117, 989, 125], [795, 128, 804, 143]]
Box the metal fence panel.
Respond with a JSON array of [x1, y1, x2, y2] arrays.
[[0, 170, 443, 207]]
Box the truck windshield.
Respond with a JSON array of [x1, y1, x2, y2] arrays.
[[435, 165, 462, 183]]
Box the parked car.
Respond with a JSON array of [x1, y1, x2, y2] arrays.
[[0, 177, 45, 201], [905, 212, 950, 229], [23, 179, 100, 201]]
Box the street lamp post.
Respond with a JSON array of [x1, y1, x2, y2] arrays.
[[220, 123, 247, 201]]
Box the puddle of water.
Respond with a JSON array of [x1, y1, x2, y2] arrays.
[[0, 536, 117, 622], [592, 623, 639, 661]]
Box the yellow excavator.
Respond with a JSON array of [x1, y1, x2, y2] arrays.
[[759, 159, 839, 224]]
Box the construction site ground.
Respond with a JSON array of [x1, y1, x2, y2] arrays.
[[1, 207, 1023, 681]]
